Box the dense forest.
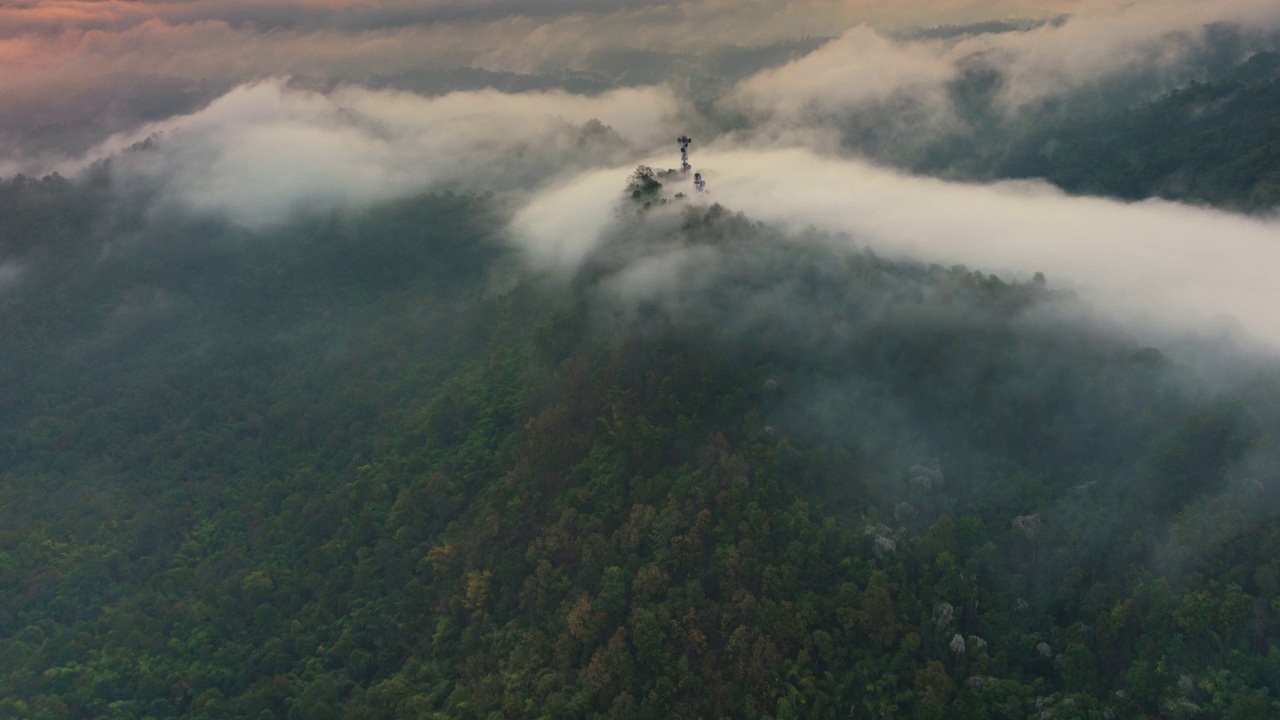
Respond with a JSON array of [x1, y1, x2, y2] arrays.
[[2, 59, 1280, 720], [996, 52, 1280, 209], [868, 50, 1280, 210]]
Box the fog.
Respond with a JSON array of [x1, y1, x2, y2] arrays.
[[4, 0, 1280, 350], [732, 0, 1280, 121], [6, 0, 1238, 157], [721, 0, 1280, 170], [5, 0, 1277, 163], [61, 80, 681, 226], [512, 148, 1280, 351], [4, 2, 1280, 713]]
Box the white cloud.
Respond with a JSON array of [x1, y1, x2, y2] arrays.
[[86, 80, 681, 226], [727, 26, 957, 123], [726, 0, 1280, 127], [510, 147, 1280, 350], [507, 166, 635, 271]]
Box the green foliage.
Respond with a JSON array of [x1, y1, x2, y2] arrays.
[[998, 56, 1280, 209], [1, 147, 1279, 720], [890, 51, 1280, 211], [627, 166, 663, 201]]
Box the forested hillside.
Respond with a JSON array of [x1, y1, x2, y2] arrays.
[[997, 52, 1280, 209], [890, 51, 1280, 210], [2, 150, 1279, 720]]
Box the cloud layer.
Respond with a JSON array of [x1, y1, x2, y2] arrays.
[[511, 148, 1280, 350], [5, 0, 1278, 164], [0, 0, 1043, 156], [86, 80, 680, 226], [727, 0, 1280, 165], [4, 0, 1280, 358]]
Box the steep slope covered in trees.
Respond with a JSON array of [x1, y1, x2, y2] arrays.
[[894, 51, 1280, 211], [997, 53, 1280, 209], [1, 168, 1278, 719]]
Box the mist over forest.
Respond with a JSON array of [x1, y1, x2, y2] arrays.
[[3, 1, 1280, 718]]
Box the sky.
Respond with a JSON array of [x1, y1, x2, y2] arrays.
[[4, 0, 1280, 352]]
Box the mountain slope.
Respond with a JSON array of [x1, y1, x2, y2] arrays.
[[1, 178, 1278, 719]]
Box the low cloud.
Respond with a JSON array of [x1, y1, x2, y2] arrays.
[[5, 0, 1275, 164], [0, 0, 1047, 156], [5, 0, 1279, 356], [727, 26, 958, 123], [725, 0, 1280, 148], [86, 80, 680, 227], [980, 0, 1280, 110], [510, 147, 1280, 350]]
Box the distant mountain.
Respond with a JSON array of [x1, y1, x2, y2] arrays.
[[896, 17, 1058, 41], [997, 52, 1280, 209]]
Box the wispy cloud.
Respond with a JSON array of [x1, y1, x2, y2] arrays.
[[725, 0, 1280, 150], [5, 0, 1275, 161], [88, 79, 680, 226], [5, 0, 1280, 354], [511, 148, 1280, 350]]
